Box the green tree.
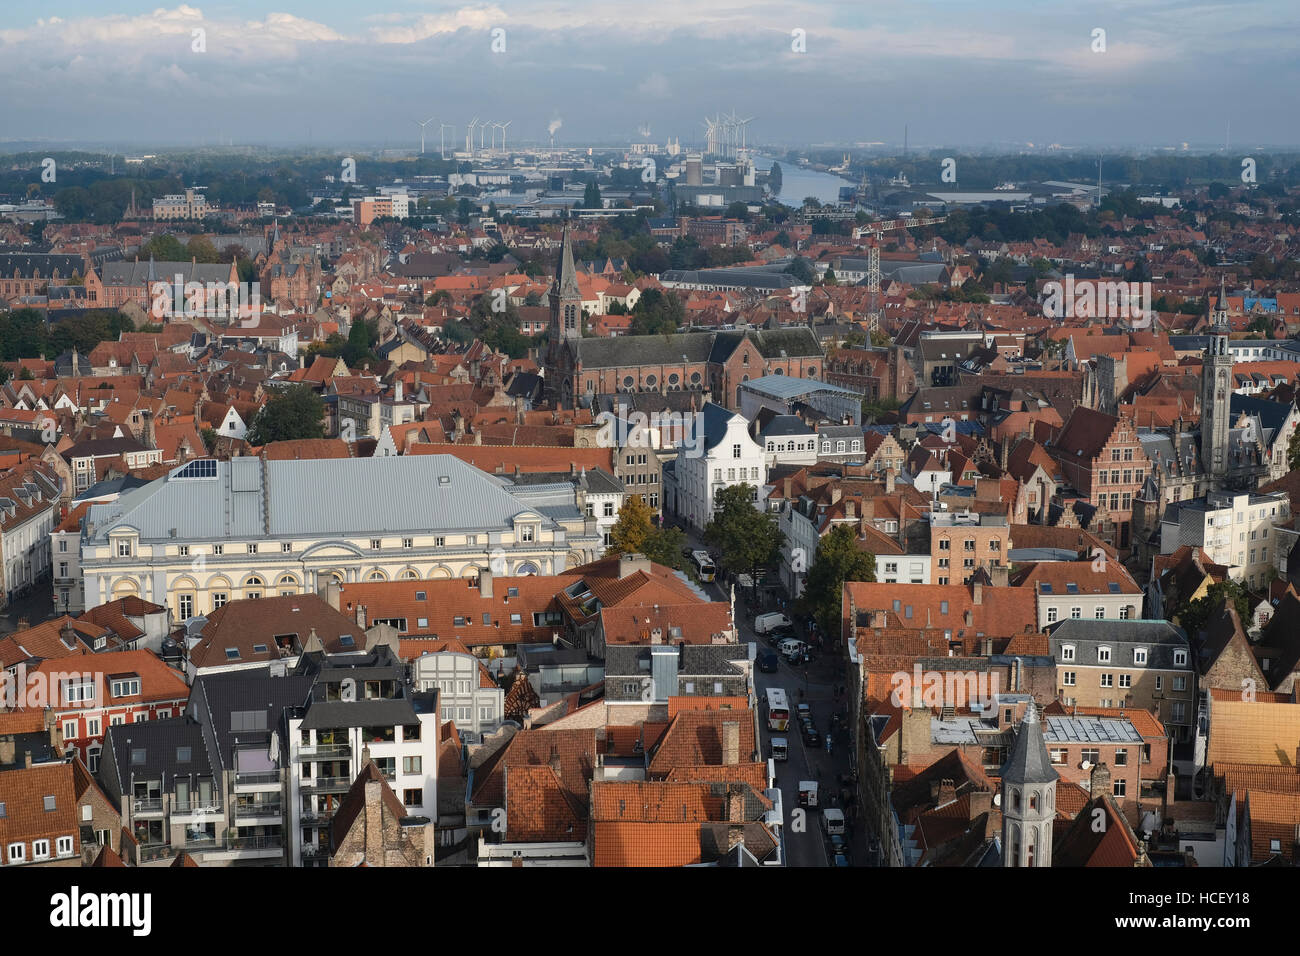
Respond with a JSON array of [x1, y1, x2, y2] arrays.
[[245, 384, 326, 445], [796, 525, 877, 638], [584, 178, 603, 209], [643, 524, 686, 570], [1172, 579, 1251, 638], [704, 484, 785, 592], [200, 427, 219, 453], [1288, 427, 1300, 471], [139, 234, 187, 261], [784, 256, 815, 284]]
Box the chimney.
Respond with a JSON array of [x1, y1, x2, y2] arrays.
[[884, 469, 895, 494], [324, 578, 341, 611], [727, 786, 745, 823], [722, 721, 740, 766], [1090, 762, 1112, 800], [968, 789, 992, 820], [24, 752, 33, 769], [972, 579, 983, 606], [830, 487, 842, 506], [845, 498, 856, 519], [355, 604, 367, 629], [479, 568, 494, 599], [783, 477, 793, 500], [549, 744, 562, 778], [618, 553, 650, 579]]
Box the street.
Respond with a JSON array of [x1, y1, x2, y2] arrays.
[[682, 526, 867, 868]]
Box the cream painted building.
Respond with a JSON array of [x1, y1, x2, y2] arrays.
[[78, 456, 602, 619]]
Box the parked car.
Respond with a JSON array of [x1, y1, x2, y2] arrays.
[[757, 650, 779, 673], [803, 725, 820, 747], [832, 852, 851, 867]]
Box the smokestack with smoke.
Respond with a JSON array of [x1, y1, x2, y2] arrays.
[[548, 117, 562, 146]]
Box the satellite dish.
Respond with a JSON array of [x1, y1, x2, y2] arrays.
[[993, 793, 1001, 807], [1081, 761, 1092, 771]]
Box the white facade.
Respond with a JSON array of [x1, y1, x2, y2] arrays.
[[673, 404, 766, 531], [287, 708, 439, 866], [1161, 491, 1290, 589], [762, 433, 818, 470], [413, 651, 505, 743], [1, 488, 57, 606]]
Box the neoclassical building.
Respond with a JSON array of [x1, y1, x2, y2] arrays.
[[77, 455, 602, 619]]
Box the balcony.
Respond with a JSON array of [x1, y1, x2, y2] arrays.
[[234, 802, 283, 822], [182, 836, 218, 850], [296, 743, 352, 761], [132, 797, 164, 816], [299, 808, 335, 825], [225, 834, 284, 854], [301, 775, 351, 793], [138, 843, 173, 863], [233, 770, 282, 791], [301, 844, 330, 862], [172, 800, 223, 818]]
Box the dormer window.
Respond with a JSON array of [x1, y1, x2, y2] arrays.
[[1097, 646, 1112, 664], [1133, 647, 1148, 665], [110, 677, 141, 698], [1060, 644, 1075, 662], [1173, 649, 1187, 667]]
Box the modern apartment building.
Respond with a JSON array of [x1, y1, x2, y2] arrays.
[[286, 648, 439, 867], [1160, 490, 1290, 589]]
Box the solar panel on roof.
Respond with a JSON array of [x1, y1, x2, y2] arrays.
[[173, 458, 217, 480]]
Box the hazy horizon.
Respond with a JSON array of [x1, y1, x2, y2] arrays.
[[2, 1, 1298, 149]]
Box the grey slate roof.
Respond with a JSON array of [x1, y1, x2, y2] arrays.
[[1047, 619, 1189, 669], [573, 326, 822, 371], [104, 716, 214, 782], [1000, 702, 1058, 785], [84, 454, 558, 542], [0, 252, 85, 279], [98, 258, 236, 286]]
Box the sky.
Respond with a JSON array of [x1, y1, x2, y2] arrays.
[[1, 1, 1298, 149]]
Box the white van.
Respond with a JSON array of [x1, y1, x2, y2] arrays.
[[754, 612, 792, 635], [770, 737, 788, 762], [822, 808, 845, 836], [780, 638, 808, 660]]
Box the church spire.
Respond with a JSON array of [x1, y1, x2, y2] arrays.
[[556, 223, 580, 300]]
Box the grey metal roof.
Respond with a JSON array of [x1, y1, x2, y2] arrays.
[[741, 374, 858, 400], [1041, 715, 1145, 744], [85, 454, 554, 542]]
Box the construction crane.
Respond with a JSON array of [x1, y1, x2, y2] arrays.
[[853, 215, 948, 332]]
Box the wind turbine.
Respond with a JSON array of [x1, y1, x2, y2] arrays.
[[439, 123, 453, 159], [499, 120, 511, 154], [414, 115, 436, 154], [466, 118, 479, 154]]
